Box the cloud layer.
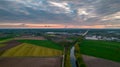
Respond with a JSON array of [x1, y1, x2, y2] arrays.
[[0, 0, 120, 28]]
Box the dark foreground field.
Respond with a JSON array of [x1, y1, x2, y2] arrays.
[[82, 55, 120, 67], [0, 57, 62, 67]]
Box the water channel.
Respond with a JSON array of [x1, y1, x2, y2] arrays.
[[70, 46, 77, 67]]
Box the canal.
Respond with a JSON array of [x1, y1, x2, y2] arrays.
[[70, 46, 77, 67]]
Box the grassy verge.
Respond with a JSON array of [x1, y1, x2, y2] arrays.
[[75, 42, 86, 67], [80, 40, 120, 62], [64, 47, 72, 67]]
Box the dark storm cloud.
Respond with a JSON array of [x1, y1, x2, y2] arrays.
[[0, 7, 73, 23], [0, 0, 74, 24], [95, 0, 120, 15], [0, 0, 120, 28]]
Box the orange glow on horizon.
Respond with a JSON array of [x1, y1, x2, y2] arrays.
[[25, 24, 65, 28], [79, 25, 106, 29], [0, 23, 119, 28]]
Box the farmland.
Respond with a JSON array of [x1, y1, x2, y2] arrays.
[[0, 44, 5, 47], [17, 40, 63, 50], [0, 37, 12, 41], [0, 39, 63, 67], [0, 37, 13, 43], [82, 55, 120, 67], [80, 40, 120, 62], [0, 37, 84, 67], [0, 57, 62, 67], [0, 29, 119, 67], [1, 43, 62, 57], [0, 40, 22, 51]]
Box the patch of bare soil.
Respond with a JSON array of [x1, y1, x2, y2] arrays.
[[14, 36, 46, 40], [82, 55, 120, 67], [0, 57, 62, 67]]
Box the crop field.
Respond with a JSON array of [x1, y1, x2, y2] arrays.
[[80, 40, 120, 62], [0, 37, 12, 41], [0, 57, 62, 67], [0, 39, 63, 67], [82, 55, 120, 67], [18, 40, 63, 50], [1, 43, 62, 57], [0, 40, 22, 51], [14, 36, 45, 40], [0, 37, 13, 43], [0, 44, 5, 47]]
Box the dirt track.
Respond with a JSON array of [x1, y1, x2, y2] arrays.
[[82, 55, 120, 67], [0, 57, 62, 67]]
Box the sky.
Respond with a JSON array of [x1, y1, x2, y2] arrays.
[[0, 0, 120, 29]]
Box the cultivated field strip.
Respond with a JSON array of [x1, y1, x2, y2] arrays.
[[0, 44, 5, 47], [1, 43, 62, 57], [0, 57, 62, 67], [82, 55, 120, 67], [17, 40, 63, 50], [1, 43, 24, 56], [0, 36, 14, 42], [14, 36, 45, 40], [0, 40, 22, 51]]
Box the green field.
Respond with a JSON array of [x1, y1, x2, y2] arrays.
[[0, 37, 13, 43], [0, 39, 63, 57], [18, 40, 63, 50], [0, 37, 12, 47], [80, 40, 120, 62]]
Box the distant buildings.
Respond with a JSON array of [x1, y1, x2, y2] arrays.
[[85, 35, 120, 42], [85, 36, 98, 40]]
